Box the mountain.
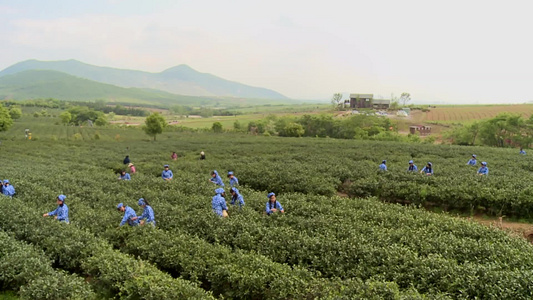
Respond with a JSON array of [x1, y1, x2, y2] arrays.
[[0, 59, 288, 99], [0, 70, 220, 106]]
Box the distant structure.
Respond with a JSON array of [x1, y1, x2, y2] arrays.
[[409, 125, 432, 136], [349, 94, 390, 109]]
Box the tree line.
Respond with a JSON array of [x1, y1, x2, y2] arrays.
[[444, 113, 533, 147]]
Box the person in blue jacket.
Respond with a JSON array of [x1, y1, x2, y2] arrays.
[[229, 187, 245, 208], [117, 203, 139, 226], [227, 171, 239, 187], [118, 170, 131, 181], [520, 148, 527, 155], [407, 160, 418, 172], [43, 195, 69, 223], [2, 180, 15, 197], [477, 162, 489, 176], [420, 162, 434, 175], [137, 198, 156, 226], [265, 192, 284, 215], [209, 170, 224, 186], [467, 154, 477, 166], [379, 160, 387, 171], [162, 165, 173, 181], [212, 188, 228, 217]]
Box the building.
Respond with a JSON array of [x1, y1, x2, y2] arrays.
[[409, 125, 431, 136], [349, 94, 390, 109]]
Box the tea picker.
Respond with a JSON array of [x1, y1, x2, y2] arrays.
[[2, 180, 15, 197], [43, 195, 69, 224], [265, 192, 284, 215], [116, 203, 139, 226], [137, 198, 156, 226], [162, 164, 173, 181], [227, 171, 239, 187], [212, 188, 228, 217], [230, 187, 245, 208], [210, 170, 224, 186]]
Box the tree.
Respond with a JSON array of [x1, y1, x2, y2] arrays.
[[0, 106, 13, 132], [283, 122, 305, 137], [399, 93, 411, 106], [9, 107, 22, 120], [95, 116, 108, 127], [331, 93, 343, 110], [233, 120, 242, 131], [59, 112, 72, 125], [212, 122, 223, 133], [143, 112, 166, 141]]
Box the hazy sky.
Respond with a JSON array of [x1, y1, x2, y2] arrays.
[[1, 0, 533, 103]]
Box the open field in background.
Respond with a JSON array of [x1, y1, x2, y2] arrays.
[[109, 103, 331, 128], [410, 104, 533, 124]]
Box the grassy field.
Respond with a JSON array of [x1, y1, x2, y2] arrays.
[[110, 103, 331, 129]]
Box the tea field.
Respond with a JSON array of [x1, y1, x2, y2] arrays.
[[1, 119, 533, 299]]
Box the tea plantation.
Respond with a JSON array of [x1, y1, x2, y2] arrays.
[[1, 118, 533, 299]]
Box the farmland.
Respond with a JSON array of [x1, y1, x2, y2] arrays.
[[411, 104, 533, 123], [2, 115, 533, 298]]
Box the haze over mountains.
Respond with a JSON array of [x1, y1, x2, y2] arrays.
[[0, 59, 288, 104]]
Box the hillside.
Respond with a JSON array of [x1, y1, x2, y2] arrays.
[[0, 70, 218, 106], [0, 59, 288, 99]]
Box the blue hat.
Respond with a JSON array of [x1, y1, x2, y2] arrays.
[[427, 162, 432, 166], [408, 160, 414, 164], [228, 171, 234, 175], [57, 194, 66, 202], [472, 154, 477, 158], [164, 164, 169, 168], [230, 187, 239, 193], [3, 179, 9, 184], [481, 161, 487, 165], [215, 188, 225, 194], [137, 198, 146, 206], [117, 203, 124, 209], [382, 160, 386, 164], [267, 192, 276, 199]]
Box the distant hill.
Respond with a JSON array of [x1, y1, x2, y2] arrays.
[[0, 70, 221, 106], [0, 59, 288, 99]]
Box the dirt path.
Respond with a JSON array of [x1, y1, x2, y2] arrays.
[[467, 216, 533, 241]]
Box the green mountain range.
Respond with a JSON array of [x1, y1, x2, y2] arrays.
[[0, 70, 225, 106], [0, 59, 288, 100]]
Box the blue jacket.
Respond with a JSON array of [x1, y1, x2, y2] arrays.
[[477, 166, 489, 175], [120, 206, 139, 226], [421, 166, 434, 175], [407, 164, 418, 172], [120, 173, 131, 180], [138, 205, 156, 225], [229, 176, 239, 187], [230, 189, 245, 208], [467, 159, 477, 166], [2, 185, 15, 197], [379, 163, 387, 171], [212, 194, 228, 217], [266, 201, 283, 215], [162, 169, 173, 180], [48, 204, 69, 223], [210, 171, 224, 186], [520, 150, 527, 155]]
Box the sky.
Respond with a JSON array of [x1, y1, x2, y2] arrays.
[[1, 0, 533, 104]]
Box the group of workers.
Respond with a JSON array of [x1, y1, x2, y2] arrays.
[[37, 150, 283, 227], [379, 153, 496, 176], [379, 160, 434, 175]]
